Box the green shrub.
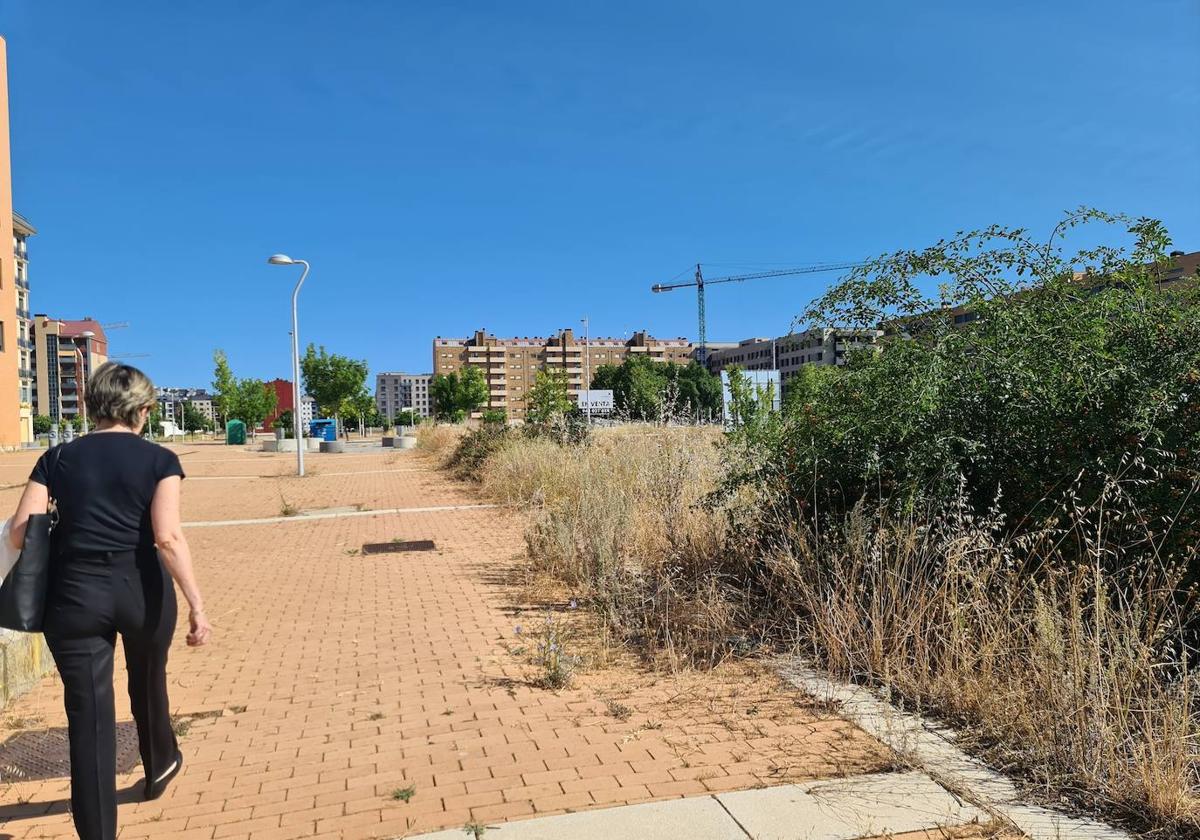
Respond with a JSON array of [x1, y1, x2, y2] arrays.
[[726, 212, 1200, 577], [446, 423, 513, 481]]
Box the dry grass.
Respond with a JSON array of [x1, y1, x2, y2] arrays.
[[767, 506, 1199, 833], [466, 423, 1199, 835], [414, 423, 463, 462]]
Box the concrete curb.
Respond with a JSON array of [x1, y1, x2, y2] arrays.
[[402, 770, 989, 840], [182, 502, 499, 528], [776, 660, 1133, 840], [0, 629, 53, 709]]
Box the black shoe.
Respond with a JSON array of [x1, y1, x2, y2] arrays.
[[144, 749, 184, 801]]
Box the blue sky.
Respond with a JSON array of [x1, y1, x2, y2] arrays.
[[3, 1, 1198, 388]]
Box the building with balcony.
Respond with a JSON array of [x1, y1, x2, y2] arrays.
[[705, 327, 883, 395], [376, 372, 433, 419], [433, 329, 694, 420], [157, 387, 219, 429], [32, 317, 109, 425], [12, 213, 35, 442], [0, 39, 25, 448]]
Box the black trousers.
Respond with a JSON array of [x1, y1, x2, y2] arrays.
[[44, 548, 178, 840]]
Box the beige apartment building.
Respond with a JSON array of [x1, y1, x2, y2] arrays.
[[705, 327, 883, 393], [433, 329, 694, 419], [32, 317, 109, 425]]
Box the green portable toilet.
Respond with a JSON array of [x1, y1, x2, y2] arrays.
[[225, 419, 246, 445]]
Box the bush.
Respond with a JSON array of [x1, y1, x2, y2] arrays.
[[414, 423, 462, 460], [729, 213, 1200, 577], [446, 423, 514, 481]]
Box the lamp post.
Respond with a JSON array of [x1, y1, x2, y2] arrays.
[[76, 330, 96, 434], [580, 317, 590, 423], [268, 254, 309, 477]]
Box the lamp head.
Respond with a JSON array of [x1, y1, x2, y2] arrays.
[[79, 330, 96, 338], [268, 254, 295, 265], [651, 284, 667, 293]]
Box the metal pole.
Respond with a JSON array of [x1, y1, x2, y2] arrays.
[[581, 316, 590, 423], [79, 341, 89, 434], [291, 260, 309, 477]]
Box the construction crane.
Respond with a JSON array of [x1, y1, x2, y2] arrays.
[[651, 262, 866, 366], [109, 352, 151, 359], [101, 321, 130, 330]]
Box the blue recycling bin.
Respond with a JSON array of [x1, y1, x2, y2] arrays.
[[309, 419, 337, 441]]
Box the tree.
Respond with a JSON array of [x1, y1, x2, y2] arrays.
[[145, 403, 162, 438], [525, 368, 574, 427], [340, 391, 378, 435], [301, 345, 369, 434], [211, 350, 238, 427], [33, 415, 52, 435], [236, 379, 277, 437], [592, 355, 721, 421], [274, 409, 294, 436], [431, 366, 489, 421], [182, 402, 212, 432]]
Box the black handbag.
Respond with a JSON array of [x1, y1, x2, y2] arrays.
[[0, 447, 61, 632], [0, 513, 54, 631]]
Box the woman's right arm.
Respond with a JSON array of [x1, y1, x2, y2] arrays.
[[7, 480, 49, 551], [150, 475, 212, 646]]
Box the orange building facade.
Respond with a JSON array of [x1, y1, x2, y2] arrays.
[[0, 38, 20, 448]]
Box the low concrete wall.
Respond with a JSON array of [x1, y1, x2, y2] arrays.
[[0, 629, 54, 708]]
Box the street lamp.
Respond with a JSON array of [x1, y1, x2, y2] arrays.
[[268, 254, 309, 477], [580, 317, 590, 424], [76, 330, 96, 434]]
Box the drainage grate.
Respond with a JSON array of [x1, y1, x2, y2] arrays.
[[0, 722, 141, 781], [361, 539, 437, 555]]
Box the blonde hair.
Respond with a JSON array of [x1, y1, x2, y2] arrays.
[[85, 362, 156, 428]]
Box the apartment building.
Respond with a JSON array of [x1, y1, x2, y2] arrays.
[[0, 38, 20, 447], [376, 372, 433, 419], [705, 327, 883, 392], [12, 213, 34, 442], [261, 379, 317, 432], [32, 317, 109, 425], [157, 388, 217, 427], [433, 329, 694, 419]]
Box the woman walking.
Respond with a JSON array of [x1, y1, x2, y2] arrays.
[[6, 362, 211, 840]]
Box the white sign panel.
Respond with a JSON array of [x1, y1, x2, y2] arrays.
[[577, 389, 614, 414]]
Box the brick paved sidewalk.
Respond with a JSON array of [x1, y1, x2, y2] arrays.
[[0, 444, 894, 839]]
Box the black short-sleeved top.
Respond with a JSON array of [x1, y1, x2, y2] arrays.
[[30, 433, 185, 554]]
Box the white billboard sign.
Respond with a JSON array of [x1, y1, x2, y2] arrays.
[[577, 389, 615, 415]]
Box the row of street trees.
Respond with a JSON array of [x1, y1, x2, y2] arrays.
[[212, 346, 381, 437], [428, 356, 725, 423], [211, 350, 278, 436], [299, 345, 379, 433], [592, 356, 721, 421]]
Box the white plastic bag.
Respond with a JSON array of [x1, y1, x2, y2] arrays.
[[0, 517, 20, 582]]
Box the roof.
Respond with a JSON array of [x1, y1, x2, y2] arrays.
[[58, 319, 108, 342], [12, 211, 36, 236]]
